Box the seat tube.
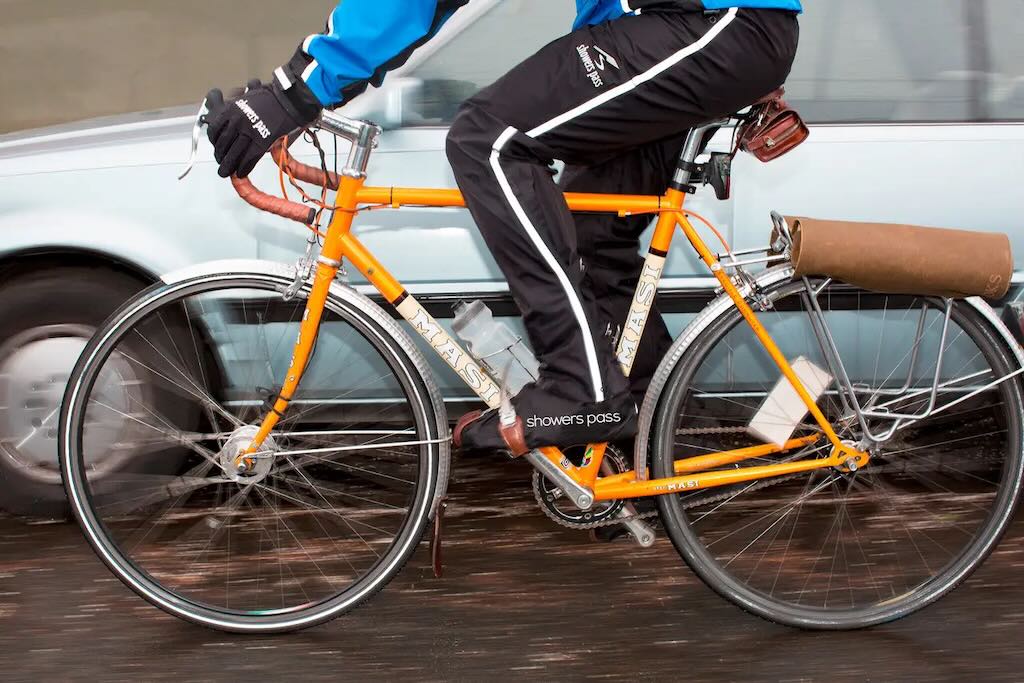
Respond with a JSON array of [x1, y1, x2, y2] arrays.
[[617, 121, 726, 375], [616, 191, 682, 377]]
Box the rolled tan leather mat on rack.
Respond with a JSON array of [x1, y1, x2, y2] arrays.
[[787, 217, 1013, 299]]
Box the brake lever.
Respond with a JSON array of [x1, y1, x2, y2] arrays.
[[178, 99, 210, 181]]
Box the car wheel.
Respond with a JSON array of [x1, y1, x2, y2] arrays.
[[0, 266, 181, 519]]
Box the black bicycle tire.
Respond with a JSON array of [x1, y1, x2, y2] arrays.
[[59, 272, 444, 634], [652, 281, 1024, 630]]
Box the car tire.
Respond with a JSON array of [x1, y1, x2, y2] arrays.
[[0, 265, 166, 519]]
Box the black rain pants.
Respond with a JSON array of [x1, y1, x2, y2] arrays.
[[446, 8, 799, 407]]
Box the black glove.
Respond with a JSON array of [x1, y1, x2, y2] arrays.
[[205, 79, 318, 178]]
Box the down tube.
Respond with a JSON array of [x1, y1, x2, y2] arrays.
[[338, 233, 503, 410]]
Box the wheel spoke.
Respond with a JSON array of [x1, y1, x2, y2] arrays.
[[61, 276, 437, 629], [657, 279, 1022, 627]]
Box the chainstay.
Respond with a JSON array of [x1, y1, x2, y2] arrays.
[[539, 424, 1005, 530], [546, 455, 1001, 531], [534, 424, 805, 531], [534, 470, 807, 530], [536, 423, 966, 532]]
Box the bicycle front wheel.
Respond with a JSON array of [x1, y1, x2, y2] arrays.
[[651, 277, 1024, 629], [59, 270, 447, 633]]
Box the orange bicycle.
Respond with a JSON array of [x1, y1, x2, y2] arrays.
[[59, 100, 1024, 633]]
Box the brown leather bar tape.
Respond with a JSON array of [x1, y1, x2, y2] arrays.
[[270, 140, 341, 191], [230, 175, 317, 225]]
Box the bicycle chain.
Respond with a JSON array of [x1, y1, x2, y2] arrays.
[[676, 426, 751, 436], [535, 422, 1004, 532]]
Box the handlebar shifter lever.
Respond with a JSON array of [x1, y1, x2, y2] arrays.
[[178, 99, 210, 181]]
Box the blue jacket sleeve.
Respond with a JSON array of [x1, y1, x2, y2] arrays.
[[276, 0, 463, 114], [573, 0, 628, 30]]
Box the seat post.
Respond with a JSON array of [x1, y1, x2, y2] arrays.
[[670, 118, 732, 192]]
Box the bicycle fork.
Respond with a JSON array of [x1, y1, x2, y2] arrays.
[[239, 117, 389, 465], [239, 129, 506, 468], [237, 178, 367, 465]]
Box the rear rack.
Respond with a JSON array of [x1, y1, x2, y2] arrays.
[[714, 212, 794, 270]]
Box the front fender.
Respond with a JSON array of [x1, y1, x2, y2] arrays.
[[632, 266, 1024, 478], [162, 258, 297, 285]]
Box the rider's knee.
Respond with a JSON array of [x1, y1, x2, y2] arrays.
[[446, 100, 512, 169]]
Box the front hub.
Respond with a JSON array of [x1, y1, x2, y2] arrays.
[[218, 425, 277, 484]]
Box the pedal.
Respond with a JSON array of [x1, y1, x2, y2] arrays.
[[617, 504, 656, 548], [748, 356, 832, 447]]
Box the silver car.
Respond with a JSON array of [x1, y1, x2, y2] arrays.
[[0, 0, 1022, 517]]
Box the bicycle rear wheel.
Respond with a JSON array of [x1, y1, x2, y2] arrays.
[[651, 278, 1024, 629], [59, 270, 447, 633]]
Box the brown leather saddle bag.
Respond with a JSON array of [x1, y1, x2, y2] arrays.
[[737, 88, 810, 162]]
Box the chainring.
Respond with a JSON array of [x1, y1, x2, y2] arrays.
[[533, 444, 628, 529]]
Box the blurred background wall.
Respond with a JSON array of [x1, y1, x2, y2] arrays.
[[4, 0, 1024, 134], [0, 0, 330, 133]]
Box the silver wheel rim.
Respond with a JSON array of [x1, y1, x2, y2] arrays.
[[61, 273, 440, 632]]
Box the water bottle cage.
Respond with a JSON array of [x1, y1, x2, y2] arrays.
[[476, 337, 530, 379], [477, 337, 526, 361]]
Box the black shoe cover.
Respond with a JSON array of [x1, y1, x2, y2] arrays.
[[455, 383, 638, 453]]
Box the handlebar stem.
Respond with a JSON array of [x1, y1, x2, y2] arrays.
[[317, 110, 382, 179]]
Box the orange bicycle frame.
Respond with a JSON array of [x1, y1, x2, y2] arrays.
[[242, 114, 867, 499]]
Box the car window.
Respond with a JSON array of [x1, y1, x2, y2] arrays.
[[787, 0, 976, 123], [987, 0, 1024, 120], [789, 0, 1023, 123], [401, 1, 576, 126], [405, 0, 1022, 127]]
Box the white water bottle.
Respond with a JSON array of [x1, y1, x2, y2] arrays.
[[452, 300, 540, 396]]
